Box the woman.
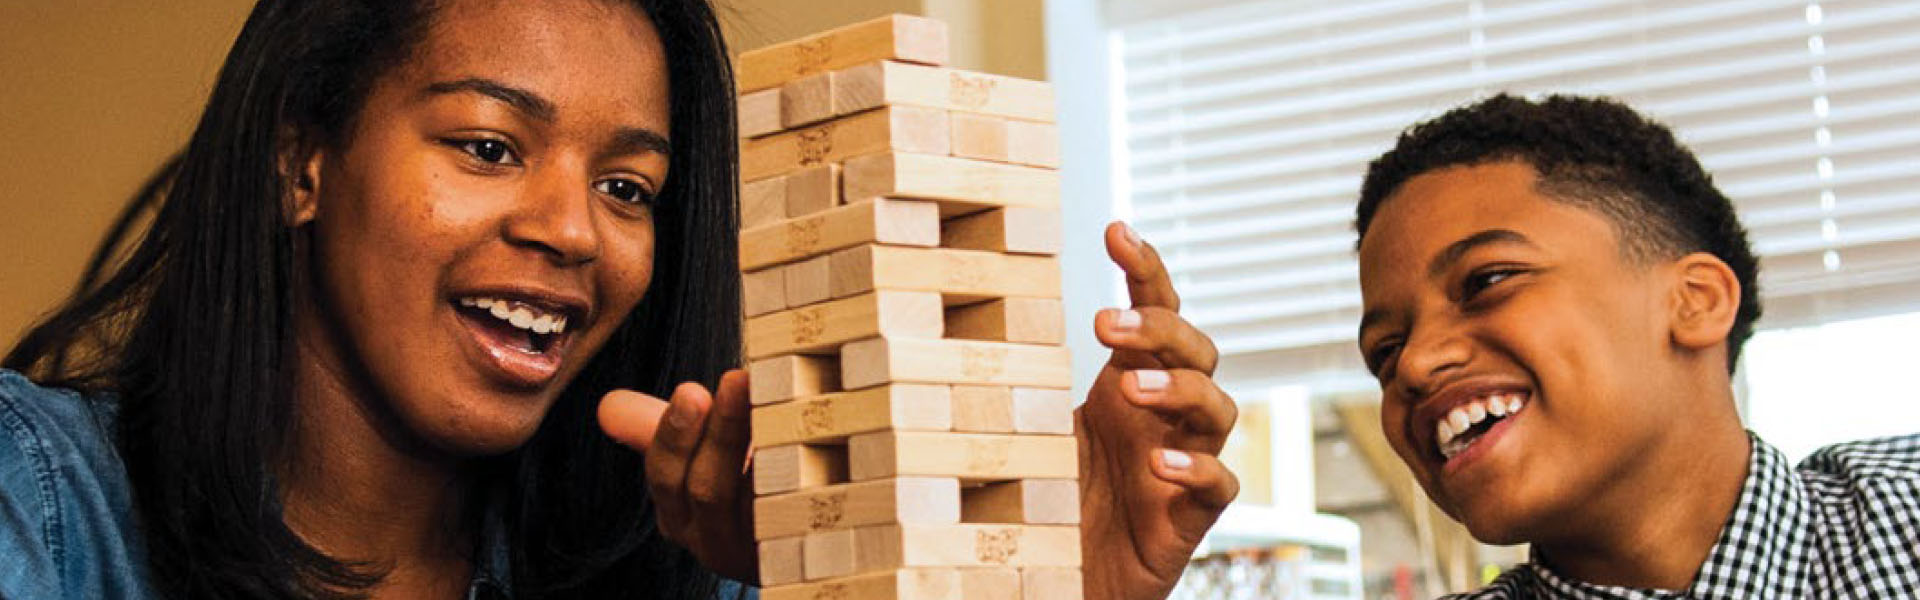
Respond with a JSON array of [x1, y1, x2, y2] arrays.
[[1, 0, 1240, 598]]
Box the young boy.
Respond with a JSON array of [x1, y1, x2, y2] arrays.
[[1352, 94, 1919, 597]]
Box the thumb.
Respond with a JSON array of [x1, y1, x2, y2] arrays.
[[598, 389, 670, 451]]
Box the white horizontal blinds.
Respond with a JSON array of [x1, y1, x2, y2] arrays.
[[1114, 0, 1920, 378]]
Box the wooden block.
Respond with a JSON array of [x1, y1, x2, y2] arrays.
[[848, 431, 1078, 482], [748, 354, 840, 406], [755, 477, 960, 540], [949, 385, 1013, 433], [841, 337, 1073, 390], [960, 568, 1021, 598], [962, 479, 1081, 524], [759, 537, 805, 587], [753, 384, 952, 449], [804, 528, 857, 580], [736, 14, 949, 93], [780, 72, 834, 129], [740, 88, 784, 138], [940, 207, 1062, 255], [1011, 388, 1075, 434], [745, 290, 943, 360], [784, 163, 841, 218], [833, 60, 1056, 122], [842, 152, 1059, 216], [828, 244, 1061, 302], [949, 113, 1009, 162], [945, 298, 1064, 344], [741, 175, 788, 229], [743, 267, 786, 318], [755, 444, 849, 495], [782, 255, 832, 308], [741, 198, 939, 272], [1005, 120, 1061, 168], [761, 569, 962, 600], [742, 106, 949, 181], [853, 524, 1082, 572], [1023, 568, 1084, 600]]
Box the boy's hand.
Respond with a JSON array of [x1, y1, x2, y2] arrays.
[[1079, 222, 1240, 600], [597, 369, 758, 583]]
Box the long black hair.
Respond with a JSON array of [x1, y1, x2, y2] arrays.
[[2, 0, 741, 598]]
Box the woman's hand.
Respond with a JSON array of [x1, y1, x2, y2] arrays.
[[597, 370, 759, 583], [1079, 222, 1240, 600]]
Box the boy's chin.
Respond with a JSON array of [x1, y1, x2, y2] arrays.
[[1444, 489, 1552, 546]]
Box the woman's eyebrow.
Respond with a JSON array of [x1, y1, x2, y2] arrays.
[[608, 127, 671, 157], [424, 77, 556, 122]]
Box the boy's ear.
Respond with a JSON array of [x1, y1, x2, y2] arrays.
[[278, 129, 324, 227], [1669, 252, 1741, 352]]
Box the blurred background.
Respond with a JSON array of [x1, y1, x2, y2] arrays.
[[3, 1, 1916, 598]]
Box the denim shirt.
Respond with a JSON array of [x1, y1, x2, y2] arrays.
[[0, 370, 754, 599]]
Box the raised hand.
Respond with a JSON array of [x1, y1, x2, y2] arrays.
[[1078, 222, 1240, 600], [597, 369, 759, 583]]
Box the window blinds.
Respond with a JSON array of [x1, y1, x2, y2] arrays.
[[1113, 0, 1920, 383]]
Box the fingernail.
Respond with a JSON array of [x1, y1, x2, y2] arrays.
[[1122, 223, 1143, 248], [667, 402, 695, 429], [1113, 309, 1142, 332], [1133, 369, 1169, 392], [1160, 448, 1192, 470]]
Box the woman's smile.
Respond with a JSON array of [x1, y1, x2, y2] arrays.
[[448, 287, 590, 389]]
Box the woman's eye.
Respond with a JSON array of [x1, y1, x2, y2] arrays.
[[594, 178, 654, 206], [451, 139, 518, 165]]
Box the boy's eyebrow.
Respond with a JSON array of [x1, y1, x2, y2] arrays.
[[1428, 228, 1536, 278], [425, 78, 557, 122]]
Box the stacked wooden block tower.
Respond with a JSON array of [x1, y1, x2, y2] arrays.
[[735, 14, 1083, 600]]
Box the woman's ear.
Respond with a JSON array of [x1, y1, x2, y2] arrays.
[[1670, 252, 1741, 352], [279, 131, 324, 227]]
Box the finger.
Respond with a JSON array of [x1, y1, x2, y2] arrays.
[[598, 389, 670, 452], [1151, 448, 1240, 512], [1093, 306, 1220, 373], [1121, 369, 1237, 440], [644, 383, 713, 536], [684, 370, 753, 515], [1104, 221, 1181, 311]]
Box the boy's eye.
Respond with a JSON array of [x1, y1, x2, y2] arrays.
[[1368, 340, 1402, 378], [450, 139, 518, 165], [1462, 268, 1522, 300], [594, 178, 654, 206]]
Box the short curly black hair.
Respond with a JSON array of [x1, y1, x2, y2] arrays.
[[1355, 93, 1762, 372]]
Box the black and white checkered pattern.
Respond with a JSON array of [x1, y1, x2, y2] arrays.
[[1444, 433, 1920, 599]]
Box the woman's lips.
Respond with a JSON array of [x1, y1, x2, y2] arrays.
[[452, 300, 569, 389]]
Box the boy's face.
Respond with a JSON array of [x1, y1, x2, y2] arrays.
[[1356, 161, 1679, 544]]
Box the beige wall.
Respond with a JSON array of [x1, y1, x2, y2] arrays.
[[0, 1, 1045, 349]]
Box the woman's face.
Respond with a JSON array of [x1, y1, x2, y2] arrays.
[[299, 0, 670, 455]]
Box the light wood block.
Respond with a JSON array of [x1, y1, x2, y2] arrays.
[[784, 163, 841, 218], [755, 477, 960, 540], [949, 112, 1009, 162], [1011, 388, 1075, 435], [853, 524, 1082, 572], [848, 431, 1078, 482], [741, 175, 788, 229], [945, 298, 1064, 344], [962, 479, 1081, 524], [748, 354, 840, 406], [740, 88, 784, 139], [841, 337, 1073, 390], [828, 244, 1061, 302], [745, 290, 943, 360], [742, 106, 949, 182], [760, 569, 962, 600], [780, 72, 835, 129], [833, 60, 1056, 122], [743, 267, 786, 318], [752, 384, 952, 449], [959, 568, 1020, 598], [755, 444, 849, 495], [949, 385, 1013, 433], [1023, 567, 1085, 600], [804, 528, 857, 580], [940, 207, 1062, 255], [736, 14, 949, 93], [842, 152, 1060, 216], [1005, 120, 1061, 168], [759, 536, 805, 587], [782, 255, 832, 308], [740, 198, 939, 272]]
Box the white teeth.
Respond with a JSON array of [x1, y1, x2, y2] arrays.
[[1466, 402, 1487, 424], [459, 297, 477, 307], [476, 298, 495, 309], [1488, 398, 1508, 417], [1447, 409, 1470, 434], [461, 297, 570, 337], [1509, 397, 1524, 413], [509, 308, 534, 329], [490, 302, 512, 319], [532, 315, 555, 335], [553, 316, 567, 334], [1438, 420, 1455, 445], [1434, 393, 1533, 460]]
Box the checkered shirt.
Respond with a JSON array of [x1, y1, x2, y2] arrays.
[[1444, 433, 1920, 599]]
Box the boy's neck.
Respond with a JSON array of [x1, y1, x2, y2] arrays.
[[1533, 379, 1752, 590]]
